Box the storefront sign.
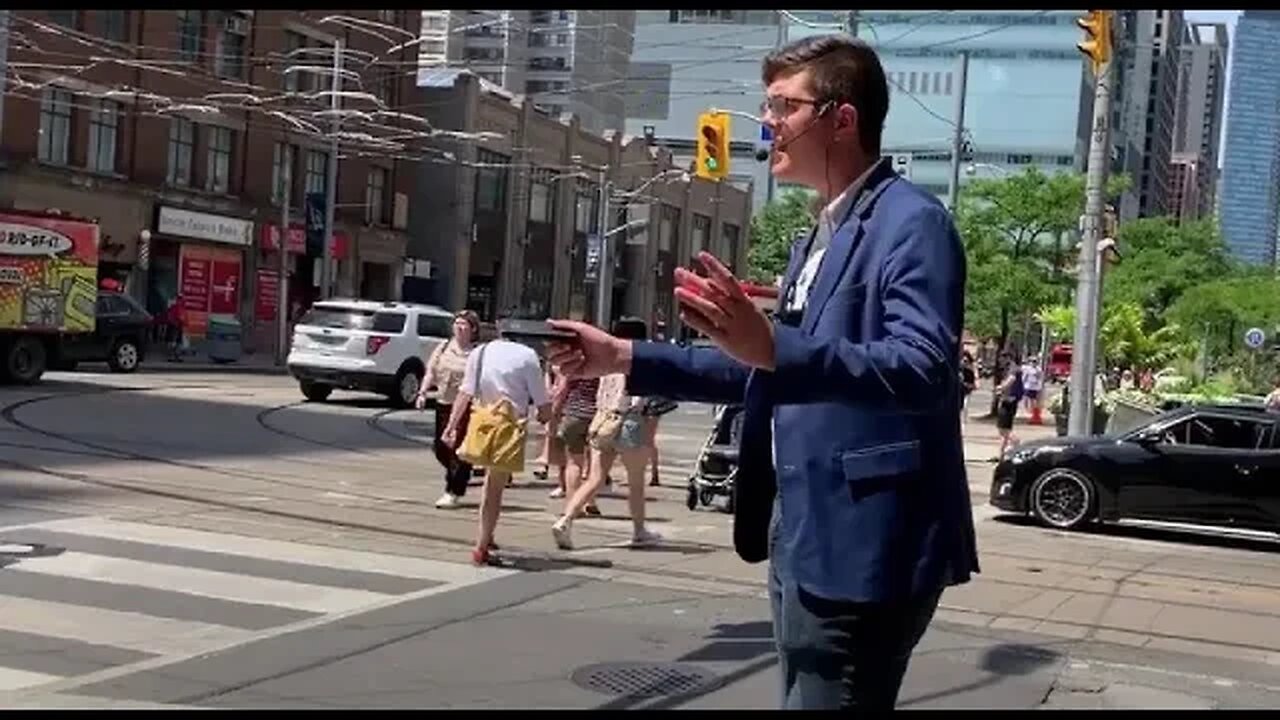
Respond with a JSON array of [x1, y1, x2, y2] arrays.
[[255, 269, 279, 322], [261, 222, 351, 259], [158, 206, 252, 246], [178, 244, 242, 338]]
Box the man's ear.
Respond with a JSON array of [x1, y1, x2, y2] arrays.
[[835, 103, 859, 139]]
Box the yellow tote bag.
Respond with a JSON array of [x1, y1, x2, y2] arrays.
[[456, 345, 529, 474]]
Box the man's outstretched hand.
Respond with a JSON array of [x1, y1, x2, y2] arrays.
[[675, 252, 776, 371], [546, 320, 633, 379]]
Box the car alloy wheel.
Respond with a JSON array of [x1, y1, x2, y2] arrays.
[[115, 342, 139, 372], [1030, 469, 1093, 530]]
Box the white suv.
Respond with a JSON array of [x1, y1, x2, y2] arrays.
[[286, 299, 454, 407]]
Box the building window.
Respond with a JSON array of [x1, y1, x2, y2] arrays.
[[377, 10, 398, 24], [908, 72, 918, 93], [933, 72, 942, 95], [48, 10, 79, 28], [420, 39, 447, 55], [423, 15, 447, 31], [305, 149, 329, 196], [659, 205, 679, 251], [271, 143, 295, 205], [722, 223, 740, 269], [37, 88, 73, 166], [528, 171, 555, 224], [474, 149, 509, 213], [206, 126, 233, 194], [945, 72, 953, 95], [574, 190, 598, 234], [100, 10, 129, 42], [167, 117, 194, 186], [692, 214, 711, 254], [215, 11, 248, 79], [283, 32, 309, 92], [87, 99, 119, 173], [177, 10, 203, 63], [365, 167, 388, 224]]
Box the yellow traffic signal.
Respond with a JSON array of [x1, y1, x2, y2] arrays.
[[1077, 10, 1113, 77], [695, 112, 730, 181]]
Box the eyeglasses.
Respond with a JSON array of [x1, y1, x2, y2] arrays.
[[759, 95, 828, 119]]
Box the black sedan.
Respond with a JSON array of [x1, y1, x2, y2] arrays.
[[52, 292, 153, 373], [990, 403, 1280, 533]]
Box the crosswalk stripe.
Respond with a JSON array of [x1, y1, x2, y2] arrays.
[[0, 596, 253, 656], [27, 517, 513, 586], [0, 668, 64, 692], [11, 553, 392, 614]]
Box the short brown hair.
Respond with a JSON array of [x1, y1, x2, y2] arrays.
[[454, 309, 480, 335], [762, 34, 889, 156]]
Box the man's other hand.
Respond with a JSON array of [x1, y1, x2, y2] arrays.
[[675, 252, 776, 371], [546, 320, 633, 378]]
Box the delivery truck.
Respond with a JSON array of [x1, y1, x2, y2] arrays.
[[0, 209, 100, 384]]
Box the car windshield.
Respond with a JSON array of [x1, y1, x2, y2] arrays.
[[300, 307, 405, 333], [1140, 412, 1273, 450]]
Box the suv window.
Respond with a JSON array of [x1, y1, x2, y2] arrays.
[[1163, 414, 1272, 450], [301, 307, 406, 333], [416, 314, 452, 338]]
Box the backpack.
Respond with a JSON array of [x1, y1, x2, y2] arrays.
[[1006, 370, 1025, 402]]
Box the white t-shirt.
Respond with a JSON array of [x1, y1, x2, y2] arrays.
[[1022, 364, 1043, 392], [459, 340, 548, 415]]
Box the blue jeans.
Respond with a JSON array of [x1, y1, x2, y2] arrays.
[[768, 562, 942, 710]]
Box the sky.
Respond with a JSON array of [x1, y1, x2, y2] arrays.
[[1185, 10, 1242, 165]]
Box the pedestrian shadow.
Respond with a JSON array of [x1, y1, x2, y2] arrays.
[[488, 551, 614, 572], [897, 643, 1063, 708]]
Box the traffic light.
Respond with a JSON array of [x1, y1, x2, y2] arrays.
[[1077, 10, 1113, 77], [695, 112, 730, 181]]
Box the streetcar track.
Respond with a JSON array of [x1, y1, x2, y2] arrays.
[[255, 402, 380, 457], [10, 385, 1280, 640]]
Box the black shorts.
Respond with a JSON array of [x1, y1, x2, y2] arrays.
[[996, 401, 1018, 431]]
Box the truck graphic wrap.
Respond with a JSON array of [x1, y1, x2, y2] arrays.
[[0, 212, 99, 334]]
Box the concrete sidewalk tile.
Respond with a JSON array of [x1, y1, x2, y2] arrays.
[[1090, 628, 1150, 648], [1006, 589, 1076, 619], [1032, 620, 1091, 641], [989, 617, 1041, 634], [1148, 605, 1280, 650], [1144, 636, 1272, 665], [944, 581, 1043, 616], [1099, 682, 1216, 709], [934, 607, 996, 629]]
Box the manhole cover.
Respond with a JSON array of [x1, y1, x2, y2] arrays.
[[571, 662, 719, 698]]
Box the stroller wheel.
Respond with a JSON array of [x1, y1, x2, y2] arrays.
[[700, 489, 716, 507], [724, 492, 735, 514], [686, 487, 698, 511]]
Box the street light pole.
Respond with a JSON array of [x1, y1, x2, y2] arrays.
[[594, 164, 612, 327], [319, 38, 343, 300], [947, 51, 970, 212], [1067, 54, 1115, 437], [276, 158, 291, 365]]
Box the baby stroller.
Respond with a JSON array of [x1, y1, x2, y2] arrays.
[[686, 403, 745, 513]]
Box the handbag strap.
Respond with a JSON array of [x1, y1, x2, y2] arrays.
[[472, 343, 488, 398]]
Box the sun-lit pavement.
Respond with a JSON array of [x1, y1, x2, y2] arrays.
[[2, 370, 1280, 708]]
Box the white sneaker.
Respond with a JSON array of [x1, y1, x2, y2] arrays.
[[631, 529, 662, 547], [435, 493, 460, 509], [552, 518, 574, 550], [549, 487, 565, 499]]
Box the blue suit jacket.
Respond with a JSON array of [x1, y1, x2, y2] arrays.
[[628, 159, 979, 602]]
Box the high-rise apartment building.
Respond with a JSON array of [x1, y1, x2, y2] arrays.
[[417, 10, 635, 133], [1219, 10, 1280, 265], [1108, 11, 1184, 221], [1172, 22, 1227, 221]]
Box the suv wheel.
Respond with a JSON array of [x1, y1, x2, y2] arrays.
[[391, 365, 423, 409], [300, 381, 333, 402], [108, 338, 141, 373]]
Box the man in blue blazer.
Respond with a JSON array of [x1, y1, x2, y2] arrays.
[[548, 34, 978, 710]]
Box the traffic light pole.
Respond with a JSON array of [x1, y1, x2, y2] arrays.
[[946, 51, 969, 213], [1066, 55, 1115, 437]]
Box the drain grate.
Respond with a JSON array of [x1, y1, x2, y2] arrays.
[[571, 662, 719, 698]]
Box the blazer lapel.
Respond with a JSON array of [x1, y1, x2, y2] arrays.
[[800, 159, 900, 334], [776, 226, 815, 307]]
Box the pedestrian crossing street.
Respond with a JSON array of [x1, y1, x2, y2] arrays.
[[0, 515, 513, 694]]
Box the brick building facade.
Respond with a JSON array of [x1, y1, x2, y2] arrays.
[[0, 10, 420, 356]]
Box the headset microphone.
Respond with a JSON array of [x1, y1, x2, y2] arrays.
[[757, 101, 834, 161]]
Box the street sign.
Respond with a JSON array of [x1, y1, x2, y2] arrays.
[[304, 192, 326, 257], [1245, 327, 1266, 350], [584, 234, 601, 282]]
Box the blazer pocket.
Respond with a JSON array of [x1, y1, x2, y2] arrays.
[[840, 440, 922, 485]]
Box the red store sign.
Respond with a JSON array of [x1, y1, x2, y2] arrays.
[[260, 222, 350, 260]]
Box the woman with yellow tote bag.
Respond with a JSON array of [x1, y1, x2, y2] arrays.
[[443, 330, 551, 565]]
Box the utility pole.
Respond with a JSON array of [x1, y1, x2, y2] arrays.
[[845, 9, 858, 38], [766, 12, 787, 205], [0, 10, 9, 146], [1067, 10, 1115, 437], [946, 51, 969, 212], [319, 39, 343, 300], [275, 158, 291, 366], [594, 164, 612, 327]]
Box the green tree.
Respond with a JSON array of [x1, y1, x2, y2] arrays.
[[956, 168, 1130, 354], [1032, 301, 1191, 371], [1167, 275, 1280, 359], [1102, 217, 1231, 320], [747, 189, 816, 282]]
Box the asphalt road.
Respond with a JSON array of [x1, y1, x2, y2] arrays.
[[2, 370, 1280, 708]]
